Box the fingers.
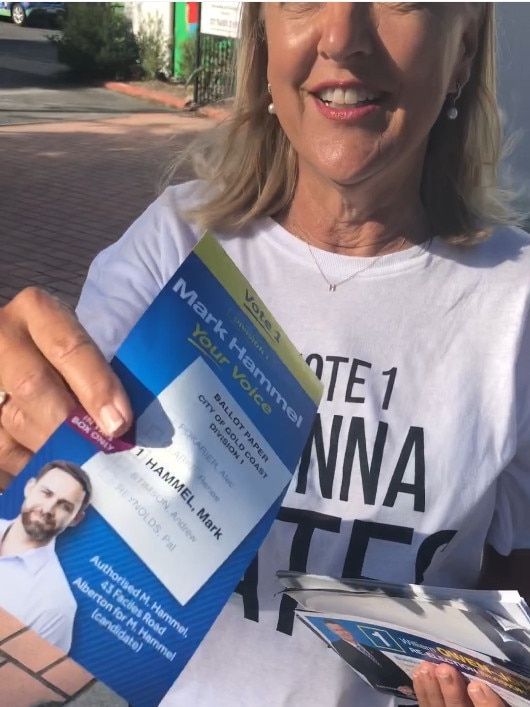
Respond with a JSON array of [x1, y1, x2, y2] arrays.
[[6, 289, 132, 435], [414, 662, 454, 707], [414, 663, 506, 707], [0, 424, 33, 478], [467, 681, 505, 707], [0, 336, 80, 450], [0, 392, 32, 487], [20, 290, 131, 431], [0, 288, 133, 475], [0, 469, 17, 492]]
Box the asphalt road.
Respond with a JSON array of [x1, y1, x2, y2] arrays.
[[0, 18, 172, 125]]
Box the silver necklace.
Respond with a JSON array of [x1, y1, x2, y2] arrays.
[[305, 235, 408, 292]]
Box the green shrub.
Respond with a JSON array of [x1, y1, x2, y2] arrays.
[[136, 14, 171, 80], [176, 34, 198, 83], [51, 3, 139, 81]]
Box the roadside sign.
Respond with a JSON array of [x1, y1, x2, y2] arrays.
[[200, 2, 241, 38]]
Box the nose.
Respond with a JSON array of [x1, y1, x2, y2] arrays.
[[40, 498, 56, 515], [317, 3, 375, 62]]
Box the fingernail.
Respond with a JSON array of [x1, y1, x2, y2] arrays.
[[99, 404, 126, 437], [468, 685, 488, 703], [437, 668, 453, 684]]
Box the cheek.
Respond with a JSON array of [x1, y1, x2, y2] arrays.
[[380, 24, 455, 103], [267, 25, 316, 88], [397, 66, 449, 134]]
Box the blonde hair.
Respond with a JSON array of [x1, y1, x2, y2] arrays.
[[176, 3, 518, 244]]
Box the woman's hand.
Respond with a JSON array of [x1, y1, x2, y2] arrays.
[[0, 288, 133, 485], [413, 663, 506, 707]]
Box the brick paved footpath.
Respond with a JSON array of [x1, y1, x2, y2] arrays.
[[0, 112, 214, 308], [0, 112, 214, 706], [0, 607, 93, 706]]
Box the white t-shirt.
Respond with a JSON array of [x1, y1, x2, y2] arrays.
[[0, 518, 77, 653], [77, 182, 530, 707]]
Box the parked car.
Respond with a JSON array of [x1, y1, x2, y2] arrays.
[[0, 2, 65, 26]]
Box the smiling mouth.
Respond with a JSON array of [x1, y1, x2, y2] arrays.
[[312, 87, 383, 109]]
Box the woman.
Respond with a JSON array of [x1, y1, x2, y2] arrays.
[[0, 3, 526, 706]]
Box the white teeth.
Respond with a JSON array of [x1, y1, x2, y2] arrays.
[[344, 88, 358, 104], [333, 87, 345, 104], [316, 87, 380, 106], [318, 88, 335, 102]]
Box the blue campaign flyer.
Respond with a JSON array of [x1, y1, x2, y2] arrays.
[[297, 613, 530, 705], [0, 233, 322, 706]]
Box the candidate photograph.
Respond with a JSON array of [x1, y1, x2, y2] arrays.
[[324, 620, 416, 700], [0, 460, 92, 653]]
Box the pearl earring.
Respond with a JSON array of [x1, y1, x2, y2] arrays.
[[267, 83, 276, 115], [446, 81, 462, 120]]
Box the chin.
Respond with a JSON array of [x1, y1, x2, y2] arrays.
[[309, 155, 381, 187], [318, 165, 376, 188], [25, 525, 55, 542], [21, 513, 56, 541], [307, 137, 392, 186]]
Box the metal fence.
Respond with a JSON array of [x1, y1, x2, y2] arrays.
[[193, 33, 236, 106]]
